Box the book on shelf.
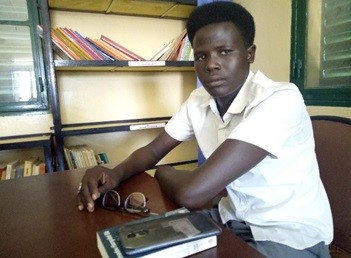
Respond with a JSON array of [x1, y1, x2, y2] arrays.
[[166, 29, 187, 61], [96, 152, 109, 165], [150, 40, 175, 61], [176, 35, 193, 61], [100, 35, 145, 61], [5, 160, 20, 180], [39, 25, 192, 62], [86, 37, 130, 61], [64, 145, 99, 169], [151, 30, 192, 61], [32, 160, 46, 176], [15, 163, 24, 178], [0, 161, 7, 180], [37, 24, 74, 60], [97, 208, 221, 258], [54, 27, 93, 60], [62, 28, 105, 60], [24, 157, 39, 177]]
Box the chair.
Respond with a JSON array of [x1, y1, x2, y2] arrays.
[[311, 116, 351, 258]]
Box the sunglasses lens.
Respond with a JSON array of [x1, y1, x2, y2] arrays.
[[125, 192, 149, 213], [101, 190, 121, 210]]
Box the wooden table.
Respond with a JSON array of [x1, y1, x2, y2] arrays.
[[0, 169, 263, 258]]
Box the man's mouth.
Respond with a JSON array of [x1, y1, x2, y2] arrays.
[[206, 78, 226, 87]]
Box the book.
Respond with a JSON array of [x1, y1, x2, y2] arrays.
[[177, 35, 193, 61], [97, 208, 221, 258], [0, 161, 7, 180], [24, 157, 39, 177], [97, 153, 109, 164], [100, 35, 145, 61], [63, 28, 105, 60], [32, 160, 45, 176], [37, 25, 72, 60], [5, 160, 19, 180], [39, 161, 46, 175], [158, 29, 187, 61], [64, 145, 98, 169], [53, 28, 91, 60], [86, 37, 129, 61], [150, 40, 176, 61], [15, 163, 24, 178], [167, 30, 187, 61]]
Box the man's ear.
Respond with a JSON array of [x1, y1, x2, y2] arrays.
[[247, 44, 256, 64]]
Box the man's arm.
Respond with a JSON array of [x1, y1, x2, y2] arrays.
[[77, 130, 181, 212], [155, 139, 268, 210]]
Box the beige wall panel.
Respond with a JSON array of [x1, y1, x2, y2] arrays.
[[0, 114, 53, 137], [64, 129, 198, 165], [237, 0, 291, 81], [57, 72, 195, 123]]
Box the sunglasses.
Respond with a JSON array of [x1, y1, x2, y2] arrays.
[[100, 190, 157, 216]]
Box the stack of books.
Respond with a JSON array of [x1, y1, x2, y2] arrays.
[[37, 25, 145, 61], [64, 145, 109, 170], [37, 25, 193, 62], [0, 157, 46, 180], [97, 208, 221, 258], [150, 29, 193, 61]]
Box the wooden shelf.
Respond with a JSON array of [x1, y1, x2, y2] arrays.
[[54, 60, 194, 71], [58, 117, 171, 136], [41, 0, 196, 171], [48, 0, 196, 19], [0, 134, 54, 173]]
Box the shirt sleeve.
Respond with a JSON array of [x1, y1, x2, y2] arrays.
[[165, 98, 195, 142]]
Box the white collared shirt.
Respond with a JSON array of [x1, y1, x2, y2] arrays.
[[165, 71, 333, 249]]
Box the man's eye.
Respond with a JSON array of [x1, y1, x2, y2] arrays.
[[195, 55, 205, 61], [221, 49, 232, 55]]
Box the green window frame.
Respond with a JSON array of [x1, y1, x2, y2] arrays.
[[0, 0, 47, 113], [290, 0, 351, 107]]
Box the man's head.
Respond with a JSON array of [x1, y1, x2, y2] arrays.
[[187, 1, 255, 48], [186, 2, 256, 102]]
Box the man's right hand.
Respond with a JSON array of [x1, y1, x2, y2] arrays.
[[77, 165, 120, 212]]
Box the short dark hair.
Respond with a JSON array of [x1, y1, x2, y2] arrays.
[[186, 1, 255, 47]]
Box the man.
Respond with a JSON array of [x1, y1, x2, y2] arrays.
[[77, 2, 333, 257]]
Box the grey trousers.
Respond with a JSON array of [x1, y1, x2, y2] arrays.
[[202, 208, 331, 258]]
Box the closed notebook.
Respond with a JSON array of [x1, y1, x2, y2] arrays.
[[118, 211, 221, 256]]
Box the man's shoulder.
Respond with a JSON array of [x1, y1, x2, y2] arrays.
[[187, 86, 211, 105], [252, 70, 299, 93]]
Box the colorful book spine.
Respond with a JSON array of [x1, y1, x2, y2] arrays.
[[54, 28, 92, 60], [64, 28, 105, 60], [166, 29, 187, 61], [37, 25, 75, 60], [100, 35, 145, 61], [86, 37, 129, 61]]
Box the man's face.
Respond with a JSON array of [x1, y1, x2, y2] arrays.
[[193, 22, 255, 98]]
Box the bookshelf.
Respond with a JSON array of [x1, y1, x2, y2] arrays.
[[41, 0, 197, 171], [54, 60, 194, 72], [0, 134, 54, 173]]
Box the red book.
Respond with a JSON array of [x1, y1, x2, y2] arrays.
[[64, 28, 105, 60], [86, 37, 129, 60]]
